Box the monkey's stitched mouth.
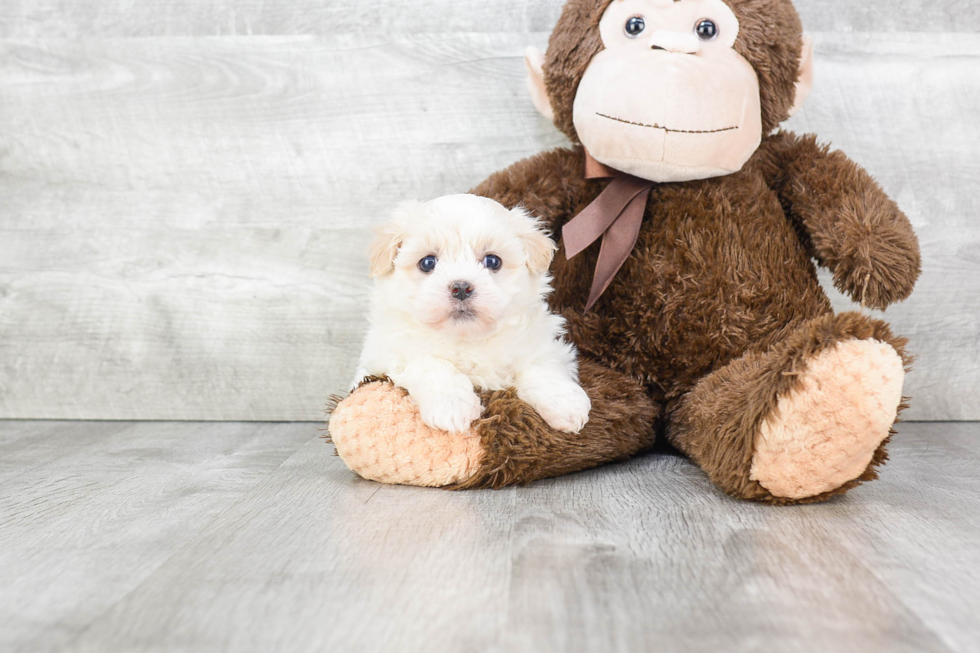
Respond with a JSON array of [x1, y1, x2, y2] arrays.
[[596, 112, 738, 135]]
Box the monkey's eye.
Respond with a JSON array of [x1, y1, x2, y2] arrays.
[[418, 255, 437, 273], [695, 19, 718, 41], [481, 254, 502, 271], [624, 16, 646, 38]]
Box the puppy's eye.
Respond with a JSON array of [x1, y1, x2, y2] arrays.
[[481, 254, 502, 271], [418, 255, 437, 273], [695, 19, 718, 41], [625, 15, 645, 38]]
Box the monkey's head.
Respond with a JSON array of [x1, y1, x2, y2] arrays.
[[526, 0, 813, 182]]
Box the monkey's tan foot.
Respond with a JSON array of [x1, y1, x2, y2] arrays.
[[749, 339, 905, 500], [328, 381, 484, 487], [327, 360, 658, 489], [670, 311, 912, 504]]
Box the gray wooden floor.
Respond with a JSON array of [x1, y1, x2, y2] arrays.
[[1, 422, 978, 652]]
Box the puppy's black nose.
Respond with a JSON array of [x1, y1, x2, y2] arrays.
[[450, 280, 474, 301]]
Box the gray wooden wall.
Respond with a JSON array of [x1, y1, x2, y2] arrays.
[[1, 1, 977, 421]]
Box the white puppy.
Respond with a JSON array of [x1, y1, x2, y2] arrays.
[[353, 194, 591, 434]]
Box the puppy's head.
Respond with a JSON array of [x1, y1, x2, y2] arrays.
[[369, 194, 556, 336]]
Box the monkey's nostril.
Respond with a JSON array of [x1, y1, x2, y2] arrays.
[[651, 45, 665, 51]]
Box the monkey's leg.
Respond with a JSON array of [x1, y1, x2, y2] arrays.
[[669, 312, 911, 505], [327, 360, 658, 489]]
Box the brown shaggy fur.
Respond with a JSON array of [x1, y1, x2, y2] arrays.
[[450, 360, 659, 489], [756, 133, 922, 309], [457, 0, 921, 503]]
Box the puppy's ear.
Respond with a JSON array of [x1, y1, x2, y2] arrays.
[[368, 223, 401, 277], [368, 201, 423, 277], [510, 206, 557, 275]]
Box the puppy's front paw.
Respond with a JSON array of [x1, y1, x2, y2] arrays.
[[525, 382, 592, 434], [416, 388, 484, 434]]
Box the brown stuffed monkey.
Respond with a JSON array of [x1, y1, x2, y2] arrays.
[[328, 0, 921, 504]]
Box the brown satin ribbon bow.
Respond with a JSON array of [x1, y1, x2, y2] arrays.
[[561, 150, 655, 311]]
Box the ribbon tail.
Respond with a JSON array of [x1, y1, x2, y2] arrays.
[[584, 186, 651, 312], [563, 176, 653, 260]]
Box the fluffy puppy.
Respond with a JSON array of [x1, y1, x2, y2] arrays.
[[354, 194, 591, 434]]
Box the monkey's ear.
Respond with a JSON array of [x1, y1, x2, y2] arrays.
[[368, 202, 422, 277], [788, 34, 815, 118], [510, 206, 557, 275], [524, 46, 555, 122]]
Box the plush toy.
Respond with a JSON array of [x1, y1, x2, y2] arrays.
[[328, 0, 920, 504]]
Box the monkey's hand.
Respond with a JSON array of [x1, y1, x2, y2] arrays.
[[758, 133, 921, 311], [819, 192, 921, 311]]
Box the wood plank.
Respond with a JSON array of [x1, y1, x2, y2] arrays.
[[0, 420, 135, 481], [66, 435, 518, 652], [823, 422, 980, 653], [1, 421, 973, 651], [0, 32, 977, 420], [0, 421, 314, 652], [0, 0, 977, 38]]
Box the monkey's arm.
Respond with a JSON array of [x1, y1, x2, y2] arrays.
[[470, 147, 589, 232], [756, 132, 921, 310]]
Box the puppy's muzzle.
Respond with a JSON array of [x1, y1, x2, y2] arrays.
[[450, 280, 474, 301]]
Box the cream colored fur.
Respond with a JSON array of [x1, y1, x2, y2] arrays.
[[750, 339, 906, 499], [355, 194, 591, 435]]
